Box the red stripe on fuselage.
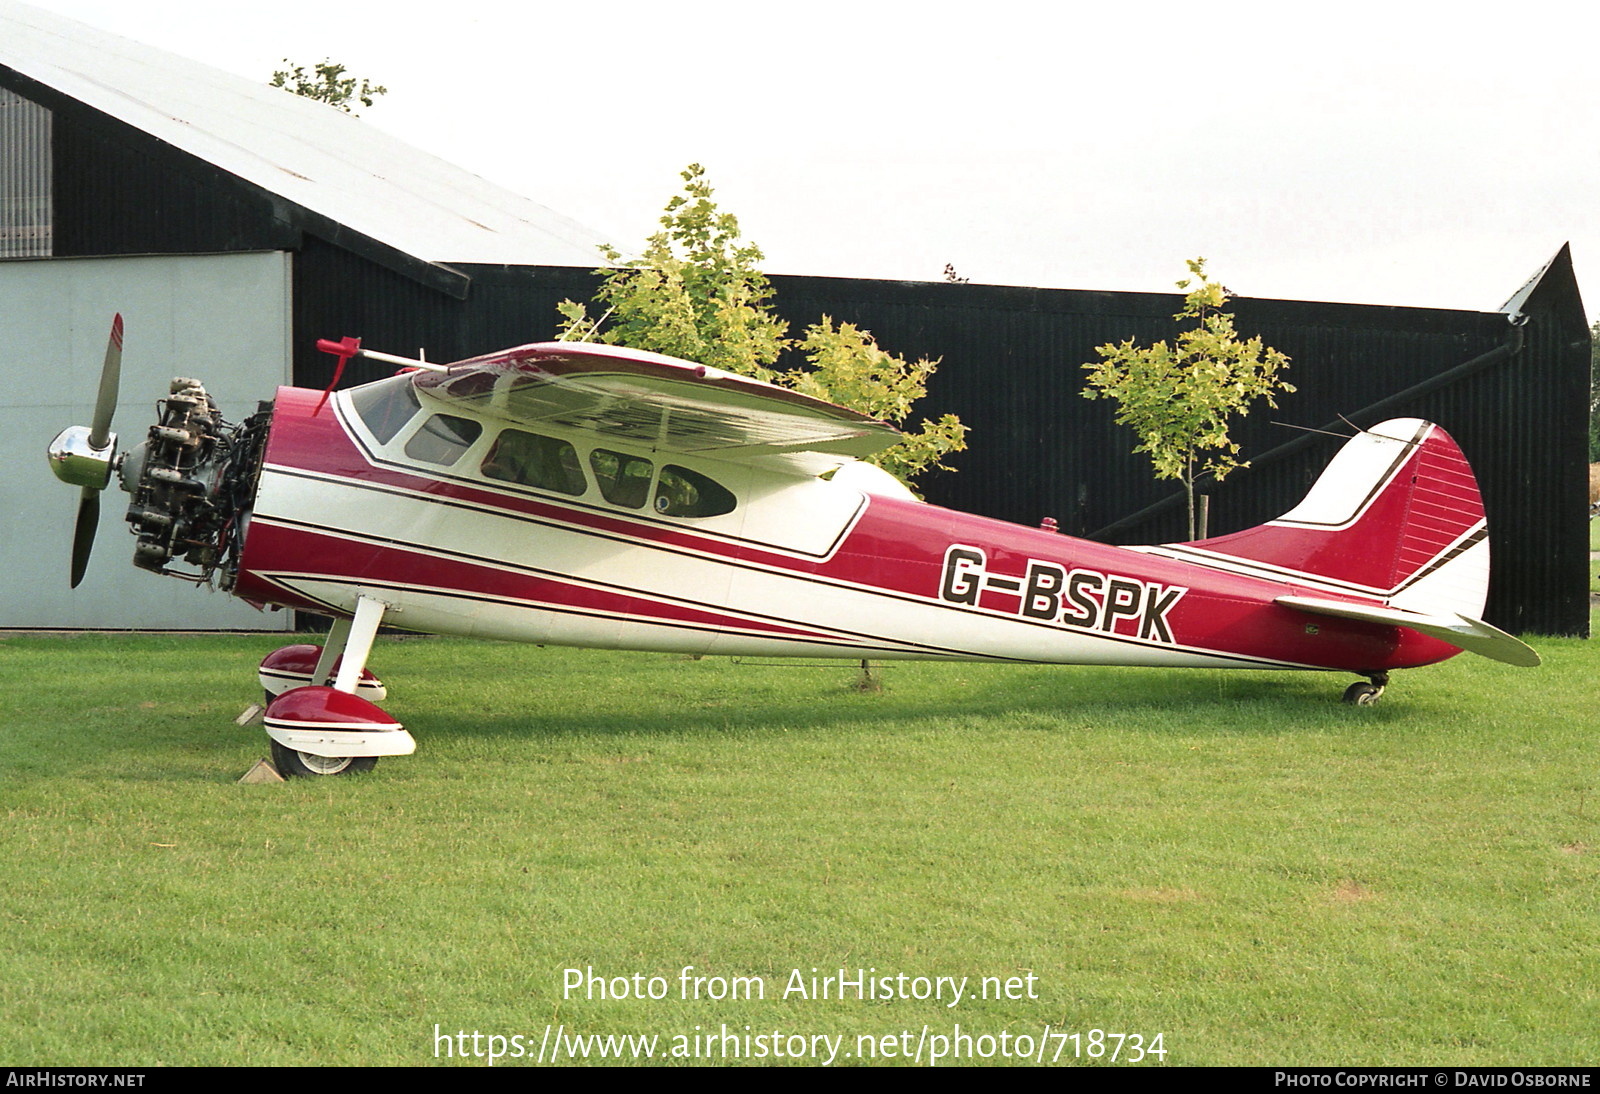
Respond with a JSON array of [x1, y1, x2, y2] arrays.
[[236, 518, 856, 645]]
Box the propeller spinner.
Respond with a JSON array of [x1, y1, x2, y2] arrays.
[[47, 315, 124, 587]]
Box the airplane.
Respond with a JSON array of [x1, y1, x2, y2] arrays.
[[47, 317, 1541, 776]]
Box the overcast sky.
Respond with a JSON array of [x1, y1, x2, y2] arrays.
[[20, 0, 1600, 317]]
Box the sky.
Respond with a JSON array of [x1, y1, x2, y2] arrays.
[[17, 0, 1600, 317]]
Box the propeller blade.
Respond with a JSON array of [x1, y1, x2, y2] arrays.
[[88, 313, 123, 449], [70, 486, 99, 588]]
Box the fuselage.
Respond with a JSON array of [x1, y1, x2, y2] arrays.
[[231, 381, 1459, 675]]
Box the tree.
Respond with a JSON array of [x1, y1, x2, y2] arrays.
[[558, 166, 787, 381], [558, 165, 966, 489], [1081, 259, 1293, 540], [270, 60, 387, 115]]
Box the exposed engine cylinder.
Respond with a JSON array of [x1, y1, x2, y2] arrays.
[[121, 379, 270, 588]]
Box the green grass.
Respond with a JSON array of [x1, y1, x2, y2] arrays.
[[2, 630, 1598, 1066]]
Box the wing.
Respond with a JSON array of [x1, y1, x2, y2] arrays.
[[410, 342, 901, 468]]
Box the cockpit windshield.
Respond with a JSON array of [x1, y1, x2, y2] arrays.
[[347, 375, 421, 444]]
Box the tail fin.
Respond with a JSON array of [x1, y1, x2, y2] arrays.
[[1160, 419, 1537, 667], [1171, 418, 1489, 614]]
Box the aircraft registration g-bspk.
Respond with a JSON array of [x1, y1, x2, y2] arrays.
[[48, 317, 1539, 776]]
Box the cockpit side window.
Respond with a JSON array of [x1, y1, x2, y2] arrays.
[[348, 376, 421, 444], [655, 465, 737, 517], [405, 414, 482, 466], [481, 429, 586, 496], [590, 449, 654, 509]]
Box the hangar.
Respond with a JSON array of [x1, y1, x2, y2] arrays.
[[0, 0, 608, 628], [774, 249, 1590, 637], [2, 0, 1586, 635]]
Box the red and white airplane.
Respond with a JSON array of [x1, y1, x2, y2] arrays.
[[48, 318, 1539, 776]]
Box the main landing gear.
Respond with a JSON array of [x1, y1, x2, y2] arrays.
[[257, 595, 416, 776], [1341, 672, 1390, 706]]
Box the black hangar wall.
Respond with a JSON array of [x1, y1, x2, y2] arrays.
[[768, 253, 1589, 637]]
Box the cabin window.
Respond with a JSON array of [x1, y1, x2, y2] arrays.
[[655, 465, 736, 518], [405, 413, 482, 466], [481, 429, 586, 495], [348, 376, 421, 444], [589, 449, 654, 509]]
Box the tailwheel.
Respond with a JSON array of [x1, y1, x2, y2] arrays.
[[1342, 672, 1389, 706], [270, 740, 377, 777]]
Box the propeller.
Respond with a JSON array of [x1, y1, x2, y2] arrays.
[[90, 313, 123, 450], [70, 488, 99, 588], [48, 315, 124, 588]]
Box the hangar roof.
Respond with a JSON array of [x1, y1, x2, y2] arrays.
[[0, 0, 612, 272]]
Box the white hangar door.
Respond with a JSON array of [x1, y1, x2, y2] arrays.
[[2, 251, 295, 630]]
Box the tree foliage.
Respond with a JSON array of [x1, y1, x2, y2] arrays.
[[558, 165, 966, 488], [1081, 259, 1293, 539], [270, 59, 387, 115], [789, 319, 967, 486], [559, 168, 787, 381]]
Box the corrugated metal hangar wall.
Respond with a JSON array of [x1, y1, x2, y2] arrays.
[[770, 253, 1591, 639], [297, 247, 1590, 638]]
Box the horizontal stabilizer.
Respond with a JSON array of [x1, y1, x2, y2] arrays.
[[1276, 596, 1540, 667]]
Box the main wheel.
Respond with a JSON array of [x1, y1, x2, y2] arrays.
[[1342, 681, 1383, 706], [270, 740, 378, 777]]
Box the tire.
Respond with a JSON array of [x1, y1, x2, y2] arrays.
[[270, 739, 378, 777], [1342, 682, 1382, 706]]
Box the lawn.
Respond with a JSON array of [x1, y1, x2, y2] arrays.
[[2, 628, 1596, 1066]]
